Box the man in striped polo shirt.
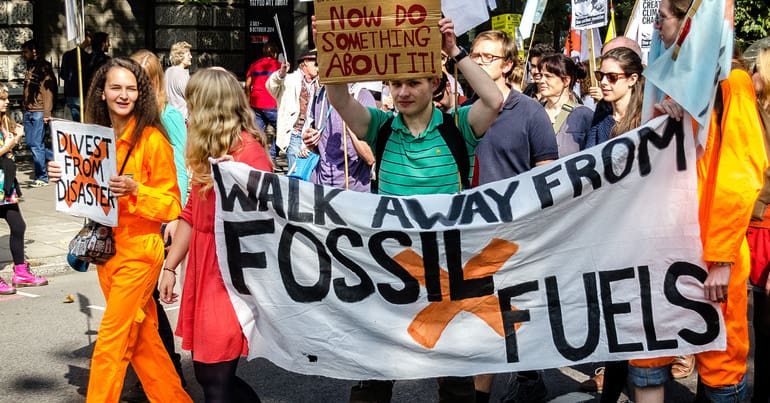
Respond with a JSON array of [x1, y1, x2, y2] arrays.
[[316, 16, 503, 402]]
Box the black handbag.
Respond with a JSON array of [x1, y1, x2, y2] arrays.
[[67, 144, 134, 266]]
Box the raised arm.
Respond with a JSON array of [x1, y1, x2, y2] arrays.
[[312, 16, 372, 139], [440, 18, 502, 137]]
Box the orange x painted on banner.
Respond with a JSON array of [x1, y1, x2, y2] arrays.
[[394, 238, 519, 349], [60, 134, 111, 216]]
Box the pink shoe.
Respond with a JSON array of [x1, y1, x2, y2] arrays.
[[0, 277, 15, 294], [12, 262, 48, 287]]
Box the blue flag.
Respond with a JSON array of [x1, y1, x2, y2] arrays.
[[642, 0, 733, 140]]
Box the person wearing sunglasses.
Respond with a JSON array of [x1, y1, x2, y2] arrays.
[[536, 53, 593, 156], [629, 1, 767, 402], [584, 48, 644, 148]]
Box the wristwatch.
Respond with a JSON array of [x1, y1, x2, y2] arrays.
[[452, 46, 468, 63]]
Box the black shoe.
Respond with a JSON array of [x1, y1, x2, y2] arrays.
[[500, 373, 548, 403]]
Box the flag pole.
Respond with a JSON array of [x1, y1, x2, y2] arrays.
[[78, 0, 85, 121], [588, 29, 598, 87], [521, 24, 538, 91], [624, 0, 641, 36]]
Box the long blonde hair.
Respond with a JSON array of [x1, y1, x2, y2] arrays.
[[756, 47, 770, 113], [130, 49, 167, 114], [185, 67, 267, 195], [0, 83, 16, 133]]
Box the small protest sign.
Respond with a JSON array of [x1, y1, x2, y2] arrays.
[[51, 120, 118, 226], [315, 0, 442, 84], [571, 0, 608, 30]]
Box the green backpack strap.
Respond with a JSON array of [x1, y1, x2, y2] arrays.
[[553, 101, 576, 134]]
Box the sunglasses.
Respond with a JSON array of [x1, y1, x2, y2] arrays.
[[594, 71, 628, 84], [433, 90, 446, 103]]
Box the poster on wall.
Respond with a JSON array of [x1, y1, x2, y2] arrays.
[[246, 0, 294, 64]]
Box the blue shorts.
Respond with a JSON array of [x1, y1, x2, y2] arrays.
[[627, 364, 671, 387]]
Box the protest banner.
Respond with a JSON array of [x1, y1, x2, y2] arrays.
[[315, 0, 442, 84], [572, 0, 608, 30], [211, 115, 725, 379], [51, 120, 118, 226], [624, 0, 660, 64]]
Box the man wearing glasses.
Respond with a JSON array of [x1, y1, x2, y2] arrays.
[[467, 30, 558, 403], [267, 52, 319, 172], [522, 43, 555, 99]]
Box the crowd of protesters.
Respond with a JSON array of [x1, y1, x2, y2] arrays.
[[0, 0, 768, 400]]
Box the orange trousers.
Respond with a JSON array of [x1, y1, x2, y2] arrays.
[[630, 240, 750, 388], [86, 234, 191, 403]]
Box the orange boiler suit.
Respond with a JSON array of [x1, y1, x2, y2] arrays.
[[630, 68, 767, 388], [86, 123, 190, 403]]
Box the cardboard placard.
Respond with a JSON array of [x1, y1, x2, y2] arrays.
[[315, 0, 442, 84]]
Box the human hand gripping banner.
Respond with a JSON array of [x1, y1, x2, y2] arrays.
[[212, 115, 725, 379], [51, 120, 118, 226]]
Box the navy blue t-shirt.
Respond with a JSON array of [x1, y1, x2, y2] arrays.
[[474, 89, 558, 184]]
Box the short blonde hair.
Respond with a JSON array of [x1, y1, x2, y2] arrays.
[[169, 41, 191, 65], [185, 68, 268, 195]]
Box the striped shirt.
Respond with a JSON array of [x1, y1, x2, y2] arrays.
[[365, 106, 479, 196]]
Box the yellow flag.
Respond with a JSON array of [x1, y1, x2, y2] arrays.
[[605, 3, 617, 44]]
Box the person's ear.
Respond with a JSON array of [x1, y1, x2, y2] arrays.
[[628, 73, 639, 87], [502, 59, 514, 76]]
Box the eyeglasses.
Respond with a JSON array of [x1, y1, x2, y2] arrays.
[[469, 52, 505, 65], [594, 71, 628, 84], [433, 89, 446, 103], [531, 73, 542, 80]]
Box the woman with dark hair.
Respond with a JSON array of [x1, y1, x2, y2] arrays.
[[49, 57, 190, 403], [584, 47, 645, 147], [537, 53, 593, 155]]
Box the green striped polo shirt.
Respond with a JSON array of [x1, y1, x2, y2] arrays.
[[365, 106, 480, 196]]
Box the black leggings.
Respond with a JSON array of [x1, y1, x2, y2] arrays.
[[193, 358, 260, 403], [0, 204, 25, 265]]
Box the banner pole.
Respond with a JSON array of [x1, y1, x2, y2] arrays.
[[624, 0, 641, 36], [588, 29, 598, 87]]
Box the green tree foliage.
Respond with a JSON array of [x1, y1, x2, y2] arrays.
[[734, 0, 770, 50]]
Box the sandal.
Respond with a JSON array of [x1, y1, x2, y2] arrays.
[[671, 354, 695, 379], [579, 366, 604, 392]]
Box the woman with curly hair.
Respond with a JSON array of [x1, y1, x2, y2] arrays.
[[49, 57, 189, 403], [159, 67, 272, 402]]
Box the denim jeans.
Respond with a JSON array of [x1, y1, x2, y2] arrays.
[[286, 130, 304, 174], [254, 108, 278, 161], [699, 374, 748, 403], [66, 97, 82, 122], [23, 111, 48, 182]]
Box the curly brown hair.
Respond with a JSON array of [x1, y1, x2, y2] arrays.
[[85, 57, 167, 146]]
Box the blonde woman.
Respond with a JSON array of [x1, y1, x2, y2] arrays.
[[159, 68, 272, 402], [165, 41, 192, 119]]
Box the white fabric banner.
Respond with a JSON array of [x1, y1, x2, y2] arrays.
[[213, 116, 725, 380], [50, 120, 118, 226], [571, 0, 608, 30]]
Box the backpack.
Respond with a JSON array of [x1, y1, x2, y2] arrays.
[[372, 113, 470, 193]]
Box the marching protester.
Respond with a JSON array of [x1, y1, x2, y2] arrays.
[[159, 67, 272, 403], [314, 15, 502, 401], [60, 29, 92, 122], [522, 43, 554, 99], [466, 29, 557, 403], [0, 82, 48, 295], [629, 0, 767, 401], [537, 53, 593, 155], [21, 39, 57, 188], [246, 42, 282, 163], [48, 57, 189, 403], [165, 41, 192, 121], [267, 52, 319, 174], [301, 82, 376, 191], [747, 46, 770, 403]]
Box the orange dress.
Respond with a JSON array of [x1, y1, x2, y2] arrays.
[[176, 131, 273, 363]]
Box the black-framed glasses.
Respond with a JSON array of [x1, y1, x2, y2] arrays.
[[433, 89, 446, 103], [594, 71, 628, 84], [469, 52, 505, 65]]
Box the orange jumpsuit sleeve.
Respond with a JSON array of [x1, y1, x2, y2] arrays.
[[125, 127, 182, 223], [698, 69, 767, 263]]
